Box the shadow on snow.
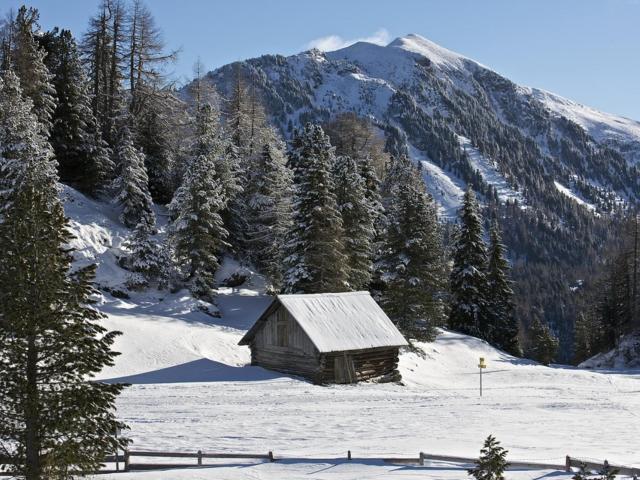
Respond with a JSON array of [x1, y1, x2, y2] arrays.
[[101, 358, 290, 385]]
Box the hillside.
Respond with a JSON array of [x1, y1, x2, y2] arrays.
[[56, 184, 640, 479], [194, 34, 640, 359]]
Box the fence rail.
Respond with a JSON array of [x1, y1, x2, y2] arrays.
[[2, 450, 638, 476], [121, 450, 274, 471], [419, 452, 639, 477]]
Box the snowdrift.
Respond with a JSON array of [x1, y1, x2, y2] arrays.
[[580, 332, 640, 369]]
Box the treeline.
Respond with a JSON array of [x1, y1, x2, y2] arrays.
[[573, 214, 640, 364]]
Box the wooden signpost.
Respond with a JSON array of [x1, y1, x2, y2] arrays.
[[478, 357, 487, 396]]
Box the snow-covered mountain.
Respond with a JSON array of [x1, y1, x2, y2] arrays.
[[204, 33, 639, 216], [195, 34, 640, 358]]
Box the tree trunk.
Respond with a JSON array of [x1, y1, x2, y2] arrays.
[[25, 334, 41, 480]]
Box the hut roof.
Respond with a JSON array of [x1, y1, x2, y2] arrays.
[[239, 291, 408, 353]]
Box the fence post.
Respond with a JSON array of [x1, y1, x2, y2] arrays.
[[348, 450, 352, 461], [124, 450, 130, 472], [419, 452, 424, 466], [565, 455, 571, 472], [197, 450, 202, 466], [268, 451, 274, 462]]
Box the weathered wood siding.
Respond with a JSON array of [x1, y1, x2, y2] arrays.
[[251, 305, 322, 380], [319, 347, 401, 384]]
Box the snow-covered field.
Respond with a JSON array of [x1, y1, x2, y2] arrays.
[[98, 310, 640, 479], [61, 187, 640, 479]]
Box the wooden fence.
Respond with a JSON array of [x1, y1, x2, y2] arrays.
[[2, 450, 638, 476], [120, 450, 274, 471], [419, 452, 639, 477]]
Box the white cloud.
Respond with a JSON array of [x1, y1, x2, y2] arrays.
[[305, 28, 391, 52]]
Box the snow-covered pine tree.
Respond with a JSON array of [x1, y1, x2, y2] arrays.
[[187, 102, 242, 247], [112, 120, 156, 229], [0, 70, 54, 215], [283, 123, 348, 293], [449, 186, 490, 339], [359, 154, 384, 232], [244, 135, 293, 289], [468, 435, 509, 480], [486, 220, 521, 355], [42, 28, 114, 195], [0, 70, 127, 478], [526, 318, 559, 365], [9, 6, 56, 135], [332, 155, 376, 290], [169, 152, 229, 300], [122, 222, 169, 290], [380, 165, 446, 340]]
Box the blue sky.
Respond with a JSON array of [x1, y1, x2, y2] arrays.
[[5, 0, 640, 120]]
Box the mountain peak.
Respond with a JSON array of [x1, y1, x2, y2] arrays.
[[387, 33, 473, 70]]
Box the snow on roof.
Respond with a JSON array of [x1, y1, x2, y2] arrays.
[[240, 292, 408, 353]]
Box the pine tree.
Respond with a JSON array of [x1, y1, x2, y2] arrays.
[[486, 220, 520, 355], [449, 187, 490, 338], [572, 462, 591, 480], [41, 28, 113, 195], [169, 153, 228, 300], [573, 312, 602, 364], [9, 6, 56, 135], [359, 155, 384, 233], [526, 318, 559, 365], [468, 435, 509, 480], [283, 123, 348, 293], [187, 102, 242, 248], [121, 222, 169, 290], [380, 167, 446, 340], [0, 70, 55, 215], [112, 120, 156, 229], [332, 155, 376, 290], [244, 137, 293, 289], [0, 71, 127, 479], [597, 461, 619, 480]]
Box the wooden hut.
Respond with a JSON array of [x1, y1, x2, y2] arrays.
[[238, 292, 408, 384]]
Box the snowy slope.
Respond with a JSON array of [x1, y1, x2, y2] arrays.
[[580, 332, 640, 369], [458, 135, 524, 204], [409, 145, 465, 218], [532, 88, 640, 164], [59, 188, 640, 478], [553, 180, 598, 213]]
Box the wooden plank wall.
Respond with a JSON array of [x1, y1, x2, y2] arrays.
[[252, 306, 322, 380], [320, 348, 401, 384]]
